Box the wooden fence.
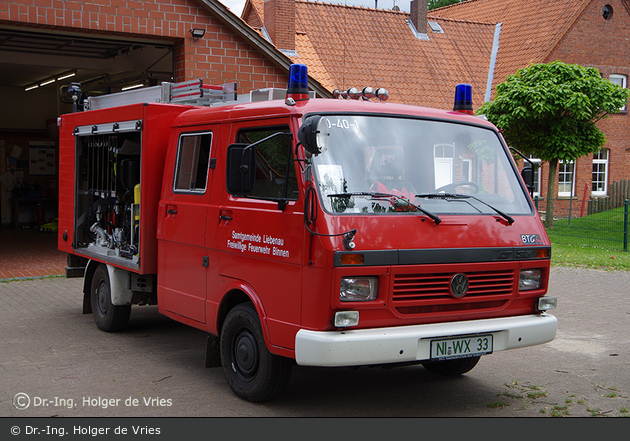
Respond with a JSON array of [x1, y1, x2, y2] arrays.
[[588, 180, 630, 215]]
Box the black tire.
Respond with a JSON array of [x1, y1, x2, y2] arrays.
[[220, 302, 292, 402], [421, 356, 480, 376], [90, 265, 131, 332]]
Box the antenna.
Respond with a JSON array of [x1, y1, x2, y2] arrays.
[[342, 1, 346, 91]]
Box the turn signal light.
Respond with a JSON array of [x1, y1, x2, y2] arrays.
[[340, 253, 364, 265]]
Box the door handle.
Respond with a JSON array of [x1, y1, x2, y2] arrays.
[[220, 209, 233, 222], [167, 209, 178, 214]]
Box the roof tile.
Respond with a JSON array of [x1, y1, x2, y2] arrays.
[[242, 0, 497, 109], [432, 0, 592, 92], [291, 1, 496, 109]]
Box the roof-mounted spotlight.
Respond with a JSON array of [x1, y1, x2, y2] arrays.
[[347, 87, 360, 100], [362, 87, 375, 100], [375, 88, 389, 101], [67, 82, 83, 113], [189, 28, 206, 41], [333, 89, 342, 99]]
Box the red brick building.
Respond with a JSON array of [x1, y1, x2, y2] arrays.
[[244, 0, 630, 212], [434, 0, 630, 211], [0, 0, 329, 227]]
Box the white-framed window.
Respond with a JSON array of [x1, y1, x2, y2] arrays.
[[558, 160, 574, 197], [434, 144, 454, 189], [609, 74, 627, 111], [462, 158, 473, 182], [592, 149, 609, 196]]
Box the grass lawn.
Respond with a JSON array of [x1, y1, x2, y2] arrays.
[[545, 204, 630, 271], [549, 242, 630, 271]]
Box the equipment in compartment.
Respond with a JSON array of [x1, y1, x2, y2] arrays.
[[74, 129, 141, 263]]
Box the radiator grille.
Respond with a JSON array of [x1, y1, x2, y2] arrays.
[[392, 269, 515, 315]]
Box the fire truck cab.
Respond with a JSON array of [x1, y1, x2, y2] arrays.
[[58, 65, 557, 402]]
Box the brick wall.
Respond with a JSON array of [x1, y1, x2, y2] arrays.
[[541, 0, 630, 203], [0, 0, 290, 93]]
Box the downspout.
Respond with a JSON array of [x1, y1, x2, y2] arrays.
[[484, 23, 502, 102]]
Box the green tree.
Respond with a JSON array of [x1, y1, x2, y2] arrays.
[[477, 61, 629, 227], [428, 0, 467, 10]]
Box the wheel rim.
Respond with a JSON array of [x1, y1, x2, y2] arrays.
[[231, 328, 259, 382], [95, 282, 109, 316]]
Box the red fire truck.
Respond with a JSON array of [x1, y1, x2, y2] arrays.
[[58, 64, 557, 402]]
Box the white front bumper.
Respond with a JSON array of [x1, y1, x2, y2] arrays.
[[295, 314, 557, 367]]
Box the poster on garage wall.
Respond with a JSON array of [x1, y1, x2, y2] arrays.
[[29, 141, 56, 175]]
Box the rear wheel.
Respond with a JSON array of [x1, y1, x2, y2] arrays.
[[220, 302, 292, 402], [421, 356, 480, 376], [90, 265, 131, 332]]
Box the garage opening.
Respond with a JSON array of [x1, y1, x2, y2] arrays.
[[0, 27, 173, 278]]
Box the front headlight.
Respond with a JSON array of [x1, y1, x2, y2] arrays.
[[340, 277, 378, 301], [519, 269, 542, 291]]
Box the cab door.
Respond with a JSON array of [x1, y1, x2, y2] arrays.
[[157, 128, 217, 325], [217, 120, 303, 350]]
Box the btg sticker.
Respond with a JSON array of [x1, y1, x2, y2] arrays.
[[521, 234, 543, 245]]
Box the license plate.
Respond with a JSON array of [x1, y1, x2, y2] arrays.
[[430, 334, 493, 360]]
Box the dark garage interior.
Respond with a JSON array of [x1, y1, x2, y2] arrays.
[[0, 27, 173, 279]]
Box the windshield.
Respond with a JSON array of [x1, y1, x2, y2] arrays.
[[310, 115, 532, 216]]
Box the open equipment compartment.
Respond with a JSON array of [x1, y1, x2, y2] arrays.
[[73, 120, 143, 269]]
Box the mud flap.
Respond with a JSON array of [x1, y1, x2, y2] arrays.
[[205, 334, 221, 368]]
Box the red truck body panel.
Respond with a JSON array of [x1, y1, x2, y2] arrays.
[[58, 95, 554, 365]]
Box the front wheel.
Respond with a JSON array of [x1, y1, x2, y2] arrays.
[[220, 303, 292, 402], [421, 356, 480, 376], [90, 265, 131, 332]]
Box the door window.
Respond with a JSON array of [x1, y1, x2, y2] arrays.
[[236, 126, 298, 200], [173, 132, 212, 193]]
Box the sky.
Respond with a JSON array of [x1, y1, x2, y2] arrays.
[[219, 0, 411, 17]]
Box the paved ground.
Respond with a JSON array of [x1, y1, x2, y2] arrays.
[[1, 266, 629, 418], [0, 228, 66, 280]]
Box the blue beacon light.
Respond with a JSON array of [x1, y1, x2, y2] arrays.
[[453, 83, 474, 115], [286, 64, 309, 102]]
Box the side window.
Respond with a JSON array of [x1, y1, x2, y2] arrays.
[[236, 126, 298, 200], [558, 160, 574, 197], [174, 132, 212, 193], [592, 148, 609, 196], [609, 74, 627, 111]]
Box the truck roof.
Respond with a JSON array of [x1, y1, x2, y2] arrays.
[[171, 97, 495, 129]]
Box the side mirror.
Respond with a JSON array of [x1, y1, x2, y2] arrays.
[[226, 143, 255, 195], [521, 166, 534, 194], [298, 115, 329, 156]]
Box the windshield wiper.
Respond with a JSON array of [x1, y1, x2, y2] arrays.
[[416, 193, 514, 225], [328, 192, 442, 224]]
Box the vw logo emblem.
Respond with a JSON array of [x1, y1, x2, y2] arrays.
[[450, 273, 469, 298]]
